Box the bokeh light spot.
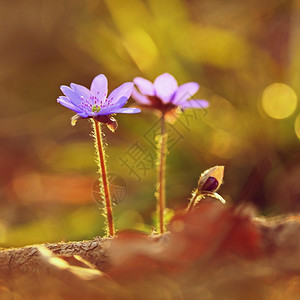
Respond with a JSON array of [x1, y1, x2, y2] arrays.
[[262, 83, 298, 119], [295, 113, 300, 139]]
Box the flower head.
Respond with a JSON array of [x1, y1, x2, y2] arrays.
[[197, 165, 226, 205], [57, 74, 141, 130], [198, 166, 224, 193], [132, 73, 209, 118]]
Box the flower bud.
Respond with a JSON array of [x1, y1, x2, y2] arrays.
[[197, 166, 224, 193]]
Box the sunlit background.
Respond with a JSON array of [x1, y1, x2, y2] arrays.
[[0, 0, 299, 247]]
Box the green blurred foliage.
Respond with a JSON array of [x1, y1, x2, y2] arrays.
[[0, 0, 299, 246]]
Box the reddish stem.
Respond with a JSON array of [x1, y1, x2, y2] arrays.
[[157, 114, 167, 233], [93, 119, 114, 236]]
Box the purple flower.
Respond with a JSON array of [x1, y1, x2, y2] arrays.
[[57, 74, 141, 129], [132, 73, 209, 117]]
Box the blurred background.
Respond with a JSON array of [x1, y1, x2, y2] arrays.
[[0, 0, 299, 247]]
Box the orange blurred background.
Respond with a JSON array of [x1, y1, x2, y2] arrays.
[[0, 0, 299, 246]]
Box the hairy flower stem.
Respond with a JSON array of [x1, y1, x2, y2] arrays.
[[156, 114, 167, 234], [92, 119, 114, 236], [187, 191, 202, 212]]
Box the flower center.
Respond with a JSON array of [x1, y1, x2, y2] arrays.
[[92, 104, 101, 113], [78, 91, 114, 114]]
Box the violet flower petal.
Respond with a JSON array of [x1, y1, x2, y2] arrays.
[[133, 77, 155, 96], [173, 82, 199, 105], [77, 111, 90, 118], [112, 96, 129, 108], [180, 99, 209, 110], [90, 74, 108, 103], [57, 96, 83, 113], [96, 96, 129, 116], [60, 86, 83, 106], [96, 108, 116, 116], [70, 83, 90, 100], [131, 88, 152, 105], [153, 73, 178, 104], [112, 107, 141, 114], [108, 82, 134, 105]]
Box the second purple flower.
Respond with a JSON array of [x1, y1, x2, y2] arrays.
[[132, 73, 209, 118]]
